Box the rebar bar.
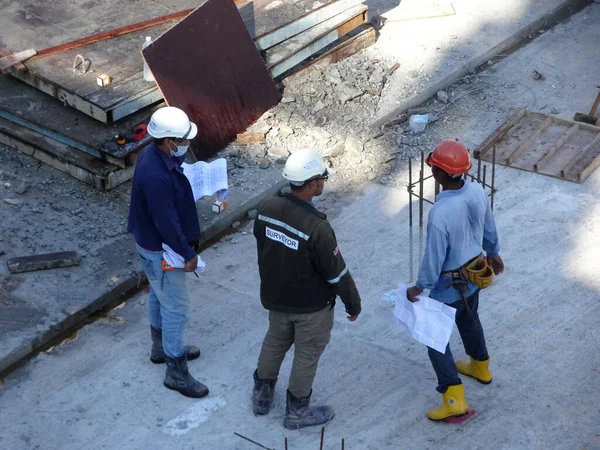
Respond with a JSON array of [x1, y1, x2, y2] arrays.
[[408, 157, 413, 227], [320, 428, 325, 450], [482, 165, 487, 190], [233, 433, 274, 450], [419, 152, 425, 228], [477, 157, 482, 183], [491, 146, 496, 210]]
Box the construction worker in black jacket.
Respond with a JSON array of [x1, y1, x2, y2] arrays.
[[252, 148, 362, 430]]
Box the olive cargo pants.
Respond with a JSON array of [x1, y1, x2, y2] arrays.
[[257, 305, 334, 398]]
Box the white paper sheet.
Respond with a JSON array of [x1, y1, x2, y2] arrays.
[[181, 158, 228, 202], [393, 282, 456, 353], [162, 244, 206, 272]]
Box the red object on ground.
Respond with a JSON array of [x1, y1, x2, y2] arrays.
[[443, 409, 477, 424], [134, 124, 148, 141]]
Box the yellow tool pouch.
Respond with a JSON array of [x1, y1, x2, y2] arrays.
[[461, 257, 494, 289]]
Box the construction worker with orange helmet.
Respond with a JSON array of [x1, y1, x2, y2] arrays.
[[406, 139, 505, 422]]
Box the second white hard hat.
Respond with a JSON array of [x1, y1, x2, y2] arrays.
[[282, 148, 328, 184], [147, 106, 198, 140]]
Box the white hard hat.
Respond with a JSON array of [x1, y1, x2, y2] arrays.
[[282, 148, 328, 184], [147, 106, 198, 140]]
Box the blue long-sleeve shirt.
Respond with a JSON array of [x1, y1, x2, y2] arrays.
[[415, 181, 500, 303], [127, 144, 200, 262]]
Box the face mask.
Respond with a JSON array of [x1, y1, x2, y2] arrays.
[[169, 140, 189, 157]]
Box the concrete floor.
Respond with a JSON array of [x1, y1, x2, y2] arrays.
[[1, 3, 599, 450]]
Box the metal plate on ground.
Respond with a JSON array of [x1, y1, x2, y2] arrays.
[[142, 0, 281, 161], [0, 0, 339, 122], [474, 109, 600, 183]]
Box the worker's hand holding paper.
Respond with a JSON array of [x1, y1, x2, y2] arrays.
[[393, 282, 456, 353], [162, 244, 206, 273]]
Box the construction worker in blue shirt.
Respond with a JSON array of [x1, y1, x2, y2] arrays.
[[406, 140, 505, 421], [128, 106, 208, 399]]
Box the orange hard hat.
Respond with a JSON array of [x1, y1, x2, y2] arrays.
[[427, 140, 472, 175]]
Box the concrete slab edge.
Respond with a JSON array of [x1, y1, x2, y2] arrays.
[[371, 0, 590, 129], [0, 179, 287, 379]]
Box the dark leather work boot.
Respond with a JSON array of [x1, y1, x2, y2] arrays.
[[283, 390, 334, 430], [252, 369, 277, 416], [164, 354, 209, 398], [150, 326, 200, 364]]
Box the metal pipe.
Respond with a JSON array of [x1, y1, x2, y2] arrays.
[[419, 152, 425, 228], [491, 146, 496, 210], [483, 165, 487, 190], [233, 433, 273, 450], [408, 157, 413, 227], [409, 226, 414, 282]]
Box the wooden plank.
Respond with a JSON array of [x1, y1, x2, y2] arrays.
[[0, 75, 151, 161], [142, 0, 281, 160], [589, 90, 600, 117], [578, 146, 600, 182], [0, 49, 27, 72], [0, 49, 36, 71], [236, 133, 266, 145], [560, 133, 600, 178], [473, 109, 526, 159], [30, 10, 193, 60], [282, 25, 376, 84], [254, 0, 364, 51], [7, 251, 81, 274], [505, 116, 552, 165], [477, 110, 600, 183], [265, 5, 368, 68], [268, 8, 368, 78], [534, 124, 578, 171]]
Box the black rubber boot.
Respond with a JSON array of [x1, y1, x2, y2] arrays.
[[164, 354, 209, 398], [283, 390, 335, 430], [150, 326, 200, 364], [252, 370, 277, 416]]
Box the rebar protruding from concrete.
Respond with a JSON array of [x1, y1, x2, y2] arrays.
[[320, 427, 325, 450], [342, 438, 345, 450], [233, 432, 274, 450], [491, 146, 496, 210], [408, 157, 413, 227], [483, 165, 487, 190], [477, 156, 482, 183], [419, 152, 425, 229]]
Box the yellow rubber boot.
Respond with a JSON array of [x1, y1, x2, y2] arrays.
[[427, 384, 469, 421], [456, 357, 492, 384]]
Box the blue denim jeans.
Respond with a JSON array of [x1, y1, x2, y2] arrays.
[[428, 291, 489, 393], [136, 244, 190, 359]]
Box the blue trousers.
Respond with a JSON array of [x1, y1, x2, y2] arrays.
[[136, 244, 190, 359], [428, 291, 489, 393]]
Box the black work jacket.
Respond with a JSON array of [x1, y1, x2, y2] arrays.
[[253, 193, 361, 316]]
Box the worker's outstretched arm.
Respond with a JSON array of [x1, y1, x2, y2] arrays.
[[310, 222, 362, 318]]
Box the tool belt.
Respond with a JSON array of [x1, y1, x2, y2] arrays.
[[443, 255, 494, 290]]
